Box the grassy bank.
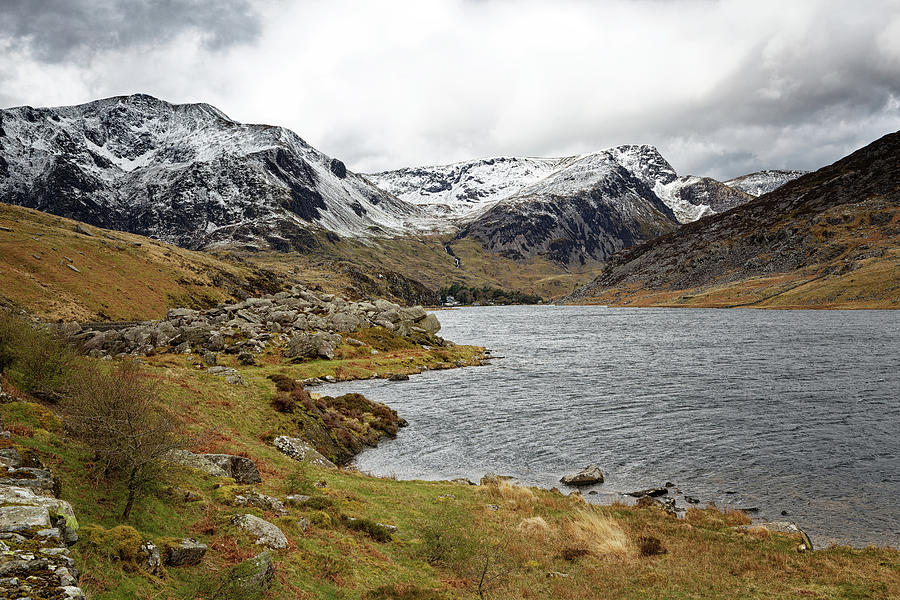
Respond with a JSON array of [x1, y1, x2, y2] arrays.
[[1, 318, 898, 599]]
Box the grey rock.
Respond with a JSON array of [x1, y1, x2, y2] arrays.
[[203, 454, 261, 484], [218, 552, 274, 596], [232, 514, 288, 549], [560, 464, 605, 487], [162, 538, 208, 567], [168, 451, 261, 484], [138, 540, 163, 576], [202, 352, 218, 366], [285, 495, 311, 507], [297, 516, 311, 532], [0, 506, 51, 533], [233, 490, 286, 514], [272, 436, 336, 468], [419, 313, 441, 334]]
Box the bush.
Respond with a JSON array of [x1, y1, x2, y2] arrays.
[[342, 516, 392, 542], [266, 373, 294, 392], [81, 524, 145, 569], [0, 311, 76, 401], [270, 392, 296, 413], [66, 361, 184, 519]]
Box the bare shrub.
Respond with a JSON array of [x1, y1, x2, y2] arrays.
[[66, 361, 184, 519]]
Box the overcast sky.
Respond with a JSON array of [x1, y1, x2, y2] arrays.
[[2, 0, 899, 179]]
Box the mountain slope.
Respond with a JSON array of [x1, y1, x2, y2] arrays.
[[725, 169, 808, 196], [0, 94, 426, 250], [567, 132, 900, 308], [375, 145, 755, 266]]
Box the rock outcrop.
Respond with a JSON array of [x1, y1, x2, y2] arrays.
[[0, 442, 85, 599], [63, 284, 444, 360]]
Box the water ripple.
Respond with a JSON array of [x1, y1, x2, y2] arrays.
[[327, 306, 900, 547]]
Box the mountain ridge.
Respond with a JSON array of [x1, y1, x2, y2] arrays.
[[566, 131, 900, 308]]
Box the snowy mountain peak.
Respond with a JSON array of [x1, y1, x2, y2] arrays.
[[0, 94, 425, 249]]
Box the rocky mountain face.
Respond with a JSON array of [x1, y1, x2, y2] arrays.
[[725, 169, 808, 197], [568, 132, 900, 299], [0, 94, 425, 250], [0, 93, 804, 271], [374, 145, 755, 266], [456, 149, 680, 265]]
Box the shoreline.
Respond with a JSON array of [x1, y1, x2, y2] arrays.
[[333, 360, 897, 551]]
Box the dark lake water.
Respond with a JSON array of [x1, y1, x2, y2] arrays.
[[326, 306, 900, 548]]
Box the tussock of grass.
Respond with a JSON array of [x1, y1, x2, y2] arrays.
[[564, 510, 635, 559]]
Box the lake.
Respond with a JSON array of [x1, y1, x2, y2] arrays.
[[326, 306, 900, 548]]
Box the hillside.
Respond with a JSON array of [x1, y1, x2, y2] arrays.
[[1, 308, 897, 600], [567, 132, 900, 308]]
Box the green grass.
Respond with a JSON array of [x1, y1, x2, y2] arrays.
[[1, 339, 898, 599]]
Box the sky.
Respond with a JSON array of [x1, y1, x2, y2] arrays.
[[1, 0, 899, 179]]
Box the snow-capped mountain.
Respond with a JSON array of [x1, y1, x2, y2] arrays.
[[371, 145, 752, 227], [373, 144, 753, 265], [0, 94, 425, 249], [455, 147, 684, 265], [725, 169, 808, 197]]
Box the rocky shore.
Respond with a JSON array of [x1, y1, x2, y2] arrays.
[[60, 285, 445, 362]]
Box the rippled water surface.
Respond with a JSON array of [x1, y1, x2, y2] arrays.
[[327, 306, 900, 547]]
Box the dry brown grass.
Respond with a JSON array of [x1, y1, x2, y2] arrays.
[[685, 504, 751, 529], [563, 510, 635, 560], [517, 516, 552, 536]]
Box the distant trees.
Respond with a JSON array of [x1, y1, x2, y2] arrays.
[[439, 283, 543, 306], [66, 361, 184, 519]]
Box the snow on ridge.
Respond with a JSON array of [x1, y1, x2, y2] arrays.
[[724, 169, 808, 197]]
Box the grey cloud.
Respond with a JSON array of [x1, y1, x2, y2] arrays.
[[0, 0, 263, 62]]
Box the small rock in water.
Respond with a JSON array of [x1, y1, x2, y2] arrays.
[[560, 464, 604, 486], [627, 487, 668, 498]]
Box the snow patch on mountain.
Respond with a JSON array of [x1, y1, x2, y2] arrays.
[[725, 169, 808, 197]]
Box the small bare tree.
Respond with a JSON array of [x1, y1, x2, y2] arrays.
[[66, 361, 184, 519]]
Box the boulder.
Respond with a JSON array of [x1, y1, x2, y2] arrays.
[[480, 473, 512, 487], [285, 495, 311, 507], [168, 451, 261, 484], [272, 436, 337, 468], [232, 514, 288, 549], [560, 464, 604, 486], [233, 490, 286, 514], [217, 552, 274, 597], [162, 538, 208, 567], [285, 332, 340, 360], [204, 454, 261, 484], [398, 306, 427, 322], [420, 313, 441, 334]]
